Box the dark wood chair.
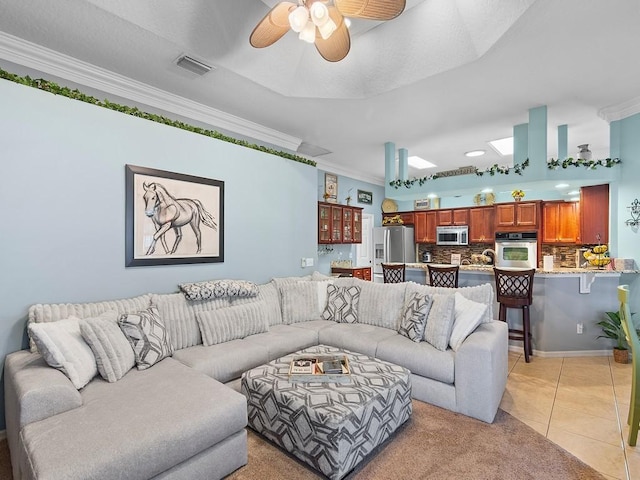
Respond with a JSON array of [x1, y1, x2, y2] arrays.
[[427, 265, 459, 288], [381, 263, 405, 283], [494, 267, 536, 362]]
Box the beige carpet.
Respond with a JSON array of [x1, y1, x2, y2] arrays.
[[0, 401, 606, 479], [229, 401, 606, 480]]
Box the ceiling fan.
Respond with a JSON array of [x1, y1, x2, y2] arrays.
[[250, 0, 406, 62]]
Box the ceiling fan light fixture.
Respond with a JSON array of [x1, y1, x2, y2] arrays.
[[299, 22, 316, 43], [289, 6, 309, 32], [317, 18, 337, 39], [310, 2, 330, 26]]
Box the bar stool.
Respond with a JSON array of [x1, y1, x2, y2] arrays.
[[381, 263, 405, 283], [427, 265, 459, 288], [494, 268, 535, 362]]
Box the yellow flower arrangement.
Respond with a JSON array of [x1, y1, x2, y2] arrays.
[[511, 189, 525, 199]]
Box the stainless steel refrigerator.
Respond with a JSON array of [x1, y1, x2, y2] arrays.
[[373, 226, 416, 283]]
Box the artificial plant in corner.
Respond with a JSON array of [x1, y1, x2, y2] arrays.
[[597, 310, 638, 363]]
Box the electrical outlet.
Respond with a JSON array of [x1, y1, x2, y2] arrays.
[[577, 323, 583, 334]]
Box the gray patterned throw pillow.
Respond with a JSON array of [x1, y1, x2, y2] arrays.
[[398, 292, 433, 342], [119, 306, 173, 370], [179, 279, 259, 301], [321, 284, 361, 323]]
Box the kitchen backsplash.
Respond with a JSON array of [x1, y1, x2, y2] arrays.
[[418, 243, 602, 268]]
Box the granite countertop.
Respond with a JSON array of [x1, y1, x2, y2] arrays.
[[403, 263, 639, 275]]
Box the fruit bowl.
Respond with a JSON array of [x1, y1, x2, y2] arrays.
[[583, 244, 610, 269]]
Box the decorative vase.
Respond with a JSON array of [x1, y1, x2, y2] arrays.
[[613, 348, 629, 364], [514, 197, 522, 202], [577, 144, 592, 160]]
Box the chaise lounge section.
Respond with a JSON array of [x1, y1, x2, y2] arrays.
[[4, 274, 508, 479]]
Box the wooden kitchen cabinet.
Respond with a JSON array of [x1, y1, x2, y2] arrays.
[[331, 267, 372, 281], [318, 202, 362, 244], [580, 184, 609, 244], [414, 211, 437, 243], [382, 211, 415, 225], [495, 201, 539, 230], [542, 201, 580, 243], [437, 208, 469, 226], [469, 206, 495, 243]]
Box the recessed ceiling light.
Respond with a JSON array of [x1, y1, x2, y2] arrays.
[[408, 156, 436, 169], [465, 150, 486, 157], [488, 137, 514, 156], [481, 188, 493, 193], [567, 190, 579, 195], [555, 183, 570, 189]]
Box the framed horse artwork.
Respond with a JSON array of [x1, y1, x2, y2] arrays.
[[125, 165, 224, 266]]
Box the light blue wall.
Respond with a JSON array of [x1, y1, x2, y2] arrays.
[[0, 79, 318, 429], [316, 170, 385, 274]]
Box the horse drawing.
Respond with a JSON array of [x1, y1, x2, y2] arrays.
[[142, 182, 217, 255]]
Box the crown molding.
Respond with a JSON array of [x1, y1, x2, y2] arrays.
[[0, 32, 302, 152], [314, 158, 384, 186], [598, 96, 640, 123]]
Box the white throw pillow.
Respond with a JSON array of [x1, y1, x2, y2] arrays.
[[449, 292, 488, 351], [423, 294, 456, 351], [80, 310, 135, 383], [279, 281, 322, 324], [28, 317, 98, 389], [196, 302, 269, 346]]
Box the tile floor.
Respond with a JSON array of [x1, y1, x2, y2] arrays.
[[501, 351, 638, 480]]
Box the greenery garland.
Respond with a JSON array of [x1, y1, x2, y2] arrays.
[[546, 157, 621, 169], [0, 67, 316, 167], [389, 159, 530, 189]]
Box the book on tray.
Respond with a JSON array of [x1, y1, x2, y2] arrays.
[[288, 354, 350, 379]]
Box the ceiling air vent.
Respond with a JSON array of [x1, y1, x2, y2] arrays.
[[297, 142, 332, 157], [175, 55, 213, 76]]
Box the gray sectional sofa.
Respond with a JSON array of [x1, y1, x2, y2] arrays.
[[4, 273, 508, 480]]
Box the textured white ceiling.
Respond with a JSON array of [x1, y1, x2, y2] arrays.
[[1, 0, 639, 186]]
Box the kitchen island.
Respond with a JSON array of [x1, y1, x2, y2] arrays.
[[404, 263, 639, 356]]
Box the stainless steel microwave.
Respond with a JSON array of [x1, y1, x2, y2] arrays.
[[436, 225, 469, 245]]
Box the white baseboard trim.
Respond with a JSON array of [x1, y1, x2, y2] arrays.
[[508, 346, 613, 358]]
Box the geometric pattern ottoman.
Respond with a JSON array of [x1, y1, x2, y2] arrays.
[[241, 345, 412, 480]]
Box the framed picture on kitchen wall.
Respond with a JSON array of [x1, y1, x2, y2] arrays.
[[357, 190, 373, 205], [324, 173, 338, 203], [125, 165, 224, 267]]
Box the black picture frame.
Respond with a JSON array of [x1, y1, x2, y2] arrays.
[[357, 190, 373, 205], [125, 165, 224, 267]]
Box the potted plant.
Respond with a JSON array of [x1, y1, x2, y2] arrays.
[[511, 189, 525, 202], [597, 311, 629, 363]]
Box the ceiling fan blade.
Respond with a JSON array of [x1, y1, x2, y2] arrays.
[[334, 0, 406, 20], [315, 7, 351, 62], [250, 2, 296, 48]]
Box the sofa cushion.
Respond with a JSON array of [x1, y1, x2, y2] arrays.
[[405, 282, 494, 324], [28, 293, 152, 353], [27, 317, 97, 390], [280, 281, 324, 324], [172, 340, 269, 383], [423, 294, 456, 351], [449, 292, 488, 351], [196, 302, 268, 346], [376, 334, 455, 384], [318, 323, 398, 357], [119, 306, 173, 370], [241, 325, 318, 361], [179, 279, 259, 301], [398, 292, 433, 342], [230, 281, 282, 326], [321, 284, 361, 323], [151, 293, 231, 350], [350, 280, 407, 330], [19, 358, 247, 480], [80, 310, 135, 382], [289, 320, 336, 335]]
